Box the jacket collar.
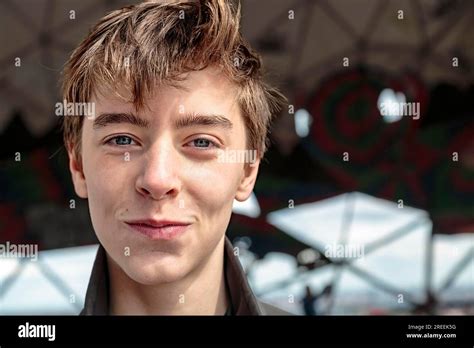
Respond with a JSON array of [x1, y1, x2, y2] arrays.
[[81, 237, 264, 315]]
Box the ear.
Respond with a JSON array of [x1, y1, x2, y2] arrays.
[[235, 158, 260, 202], [67, 146, 88, 199]]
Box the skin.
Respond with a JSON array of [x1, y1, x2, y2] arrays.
[[68, 67, 260, 315]]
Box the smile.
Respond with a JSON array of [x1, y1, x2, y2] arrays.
[[124, 219, 191, 241]]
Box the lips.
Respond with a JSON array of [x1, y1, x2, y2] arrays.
[[125, 219, 191, 240]]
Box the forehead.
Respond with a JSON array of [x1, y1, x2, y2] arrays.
[[92, 66, 240, 115]]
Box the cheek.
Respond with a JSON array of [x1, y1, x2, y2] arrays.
[[184, 161, 242, 209], [182, 160, 242, 235], [82, 148, 135, 228]]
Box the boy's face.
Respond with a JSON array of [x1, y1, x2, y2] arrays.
[[68, 67, 260, 285]]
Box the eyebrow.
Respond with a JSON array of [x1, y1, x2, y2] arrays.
[[93, 112, 150, 129], [92, 112, 233, 130], [174, 113, 233, 130]]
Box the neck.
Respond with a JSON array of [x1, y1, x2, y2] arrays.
[[108, 237, 229, 315]]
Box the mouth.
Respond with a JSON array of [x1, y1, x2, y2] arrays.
[[124, 219, 191, 241]]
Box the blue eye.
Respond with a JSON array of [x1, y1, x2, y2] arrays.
[[109, 135, 135, 146], [189, 138, 217, 149], [194, 139, 211, 148]]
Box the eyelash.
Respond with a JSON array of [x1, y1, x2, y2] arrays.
[[106, 135, 137, 147], [105, 135, 220, 150], [185, 137, 220, 150]]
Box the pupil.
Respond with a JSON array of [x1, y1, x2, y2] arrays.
[[195, 139, 209, 147], [116, 136, 130, 145]]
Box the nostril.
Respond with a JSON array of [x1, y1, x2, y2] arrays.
[[139, 187, 151, 196], [135, 171, 181, 200]]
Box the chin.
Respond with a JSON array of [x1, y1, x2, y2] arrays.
[[123, 253, 191, 285]]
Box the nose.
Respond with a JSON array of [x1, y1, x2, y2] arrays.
[[135, 141, 181, 201]]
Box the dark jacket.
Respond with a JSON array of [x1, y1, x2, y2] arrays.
[[80, 237, 290, 315]]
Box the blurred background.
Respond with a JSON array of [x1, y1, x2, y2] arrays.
[[0, 0, 473, 315]]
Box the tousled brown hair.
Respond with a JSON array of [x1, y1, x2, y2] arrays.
[[61, 0, 287, 159]]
